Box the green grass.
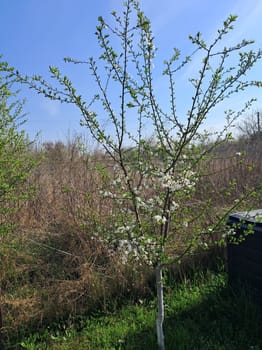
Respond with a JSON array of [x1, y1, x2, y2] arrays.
[[15, 271, 262, 350]]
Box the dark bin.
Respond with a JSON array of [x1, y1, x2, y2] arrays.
[[227, 209, 262, 305]]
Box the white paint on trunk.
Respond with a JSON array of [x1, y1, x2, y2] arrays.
[[156, 264, 165, 350]]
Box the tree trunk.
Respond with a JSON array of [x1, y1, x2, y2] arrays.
[[156, 265, 165, 350]]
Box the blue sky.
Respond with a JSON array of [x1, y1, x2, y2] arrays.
[[1, 0, 262, 142]]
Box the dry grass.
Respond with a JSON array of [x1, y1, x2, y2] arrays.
[[1, 136, 261, 343]]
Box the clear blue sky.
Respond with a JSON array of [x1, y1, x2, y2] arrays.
[[1, 0, 262, 142]]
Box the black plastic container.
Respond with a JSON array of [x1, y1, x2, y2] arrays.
[[227, 209, 262, 305]]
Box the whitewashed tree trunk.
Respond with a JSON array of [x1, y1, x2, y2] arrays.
[[156, 264, 165, 350]]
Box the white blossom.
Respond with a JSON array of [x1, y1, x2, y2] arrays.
[[161, 170, 197, 192], [171, 201, 179, 211], [154, 215, 167, 224], [116, 226, 131, 234]]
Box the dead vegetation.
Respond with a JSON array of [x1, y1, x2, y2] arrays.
[[1, 135, 261, 343]]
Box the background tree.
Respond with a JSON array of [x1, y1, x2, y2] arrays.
[[238, 110, 262, 141], [7, 1, 262, 348], [0, 60, 35, 230], [0, 58, 36, 347]]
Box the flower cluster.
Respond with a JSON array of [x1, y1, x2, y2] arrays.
[[154, 215, 167, 224], [112, 230, 160, 265], [95, 156, 200, 268], [92, 223, 160, 266], [161, 170, 197, 192]]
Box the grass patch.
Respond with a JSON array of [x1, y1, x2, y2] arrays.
[[15, 270, 262, 350]]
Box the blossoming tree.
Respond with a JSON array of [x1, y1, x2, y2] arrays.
[[9, 1, 262, 348]]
